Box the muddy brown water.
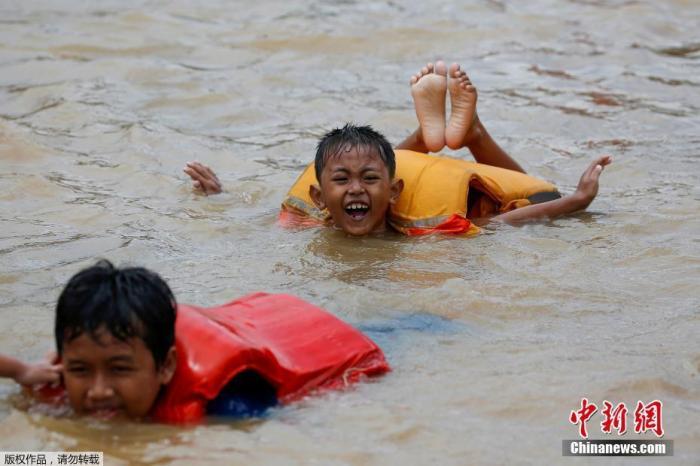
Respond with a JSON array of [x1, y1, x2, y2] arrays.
[[1, 1, 698, 464]]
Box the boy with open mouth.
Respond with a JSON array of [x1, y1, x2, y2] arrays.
[[185, 61, 611, 236]]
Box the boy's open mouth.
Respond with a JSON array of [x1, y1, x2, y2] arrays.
[[88, 407, 122, 420], [345, 202, 369, 220]]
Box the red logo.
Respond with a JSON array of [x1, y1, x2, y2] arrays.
[[634, 400, 664, 437], [601, 401, 628, 435], [570, 399, 664, 438], [569, 398, 598, 438]]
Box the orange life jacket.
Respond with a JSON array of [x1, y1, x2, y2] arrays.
[[280, 150, 561, 236], [152, 293, 389, 423], [36, 293, 390, 424]]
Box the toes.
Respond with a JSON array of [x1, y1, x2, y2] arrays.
[[456, 70, 470, 83], [414, 61, 447, 83], [449, 63, 473, 85], [456, 71, 474, 91], [435, 60, 447, 76]]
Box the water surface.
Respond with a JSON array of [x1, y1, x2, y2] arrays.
[[1, 1, 698, 464]]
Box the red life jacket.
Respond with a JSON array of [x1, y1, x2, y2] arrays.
[[36, 293, 390, 424], [152, 292, 389, 423]]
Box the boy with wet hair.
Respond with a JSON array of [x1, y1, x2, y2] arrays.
[[314, 124, 396, 180], [7, 260, 387, 421], [52, 260, 278, 421], [55, 259, 178, 420], [308, 124, 404, 236], [185, 61, 611, 235]]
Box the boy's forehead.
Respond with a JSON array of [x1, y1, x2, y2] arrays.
[[324, 144, 385, 169], [63, 326, 142, 352]]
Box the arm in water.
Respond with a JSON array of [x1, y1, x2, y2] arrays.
[[0, 353, 62, 386], [489, 155, 612, 225]]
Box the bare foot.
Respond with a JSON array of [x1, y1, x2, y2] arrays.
[[445, 63, 478, 150], [410, 61, 447, 153]]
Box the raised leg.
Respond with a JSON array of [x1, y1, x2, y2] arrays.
[[446, 62, 525, 173]]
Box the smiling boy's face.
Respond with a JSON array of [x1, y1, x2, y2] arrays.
[[61, 327, 176, 421], [310, 145, 403, 236]]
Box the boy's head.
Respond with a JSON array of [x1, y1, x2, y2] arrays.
[[309, 124, 403, 236], [55, 260, 177, 420]]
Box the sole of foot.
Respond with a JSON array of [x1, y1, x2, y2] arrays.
[[410, 61, 447, 153], [445, 62, 478, 150]]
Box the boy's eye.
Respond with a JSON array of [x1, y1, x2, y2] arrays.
[[364, 175, 380, 182], [331, 177, 348, 183], [111, 365, 134, 374], [66, 366, 88, 376]]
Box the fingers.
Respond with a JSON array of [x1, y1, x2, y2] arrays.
[[591, 164, 603, 180], [183, 166, 206, 190], [574, 155, 612, 207], [593, 154, 612, 168], [42, 352, 62, 384], [183, 165, 201, 182], [583, 155, 612, 179], [46, 365, 62, 383], [201, 163, 219, 183], [18, 361, 62, 385], [46, 360, 63, 385], [183, 161, 222, 195], [184, 161, 218, 182]]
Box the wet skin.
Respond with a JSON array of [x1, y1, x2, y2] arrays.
[[310, 146, 403, 236], [61, 328, 176, 420]]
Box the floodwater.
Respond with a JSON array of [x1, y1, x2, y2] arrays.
[[1, 0, 699, 464]]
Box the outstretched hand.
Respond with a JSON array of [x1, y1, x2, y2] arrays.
[[573, 155, 612, 209], [488, 154, 612, 225], [184, 161, 222, 195], [15, 354, 62, 386]]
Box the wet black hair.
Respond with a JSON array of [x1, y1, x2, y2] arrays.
[[314, 123, 395, 182], [55, 260, 176, 368]]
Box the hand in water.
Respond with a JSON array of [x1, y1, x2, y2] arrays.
[[15, 353, 62, 386], [573, 155, 612, 209], [184, 161, 222, 195]]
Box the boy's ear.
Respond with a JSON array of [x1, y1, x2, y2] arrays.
[[158, 346, 177, 385], [389, 178, 404, 205], [309, 184, 326, 210]]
